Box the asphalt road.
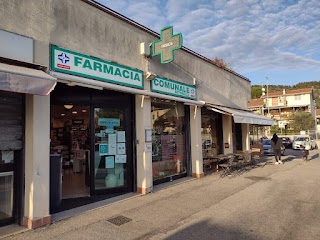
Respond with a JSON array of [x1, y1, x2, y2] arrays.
[[5, 149, 320, 240]]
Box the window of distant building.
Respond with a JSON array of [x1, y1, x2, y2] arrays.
[[294, 95, 301, 100]]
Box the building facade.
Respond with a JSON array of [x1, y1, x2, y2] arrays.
[[0, 0, 272, 229], [249, 88, 315, 127]]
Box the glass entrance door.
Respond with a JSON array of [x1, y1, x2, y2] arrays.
[[93, 106, 133, 194]]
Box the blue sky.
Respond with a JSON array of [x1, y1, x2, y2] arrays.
[[96, 0, 320, 86]]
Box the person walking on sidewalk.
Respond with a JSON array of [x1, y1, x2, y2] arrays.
[[301, 138, 311, 162], [271, 133, 284, 164]]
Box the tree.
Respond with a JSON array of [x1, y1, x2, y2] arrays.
[[289, 111, 314, 132], [211, 57, 230, 69], [251, 86, 262, 98]]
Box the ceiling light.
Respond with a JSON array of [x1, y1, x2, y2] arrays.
[[72, 111, 77, 114], [82, 109, 87, 113], [64, 104, 73, 109], [61, 113, 65, 116]]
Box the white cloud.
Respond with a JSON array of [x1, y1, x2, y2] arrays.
[[96, 0, 320, 83]]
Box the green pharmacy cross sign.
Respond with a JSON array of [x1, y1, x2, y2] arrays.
[[152, 26, 183, 64]]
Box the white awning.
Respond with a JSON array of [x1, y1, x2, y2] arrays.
[[50, 71, 205, 106], [210, 105, 274, 126], [0, 63, 57, 95]]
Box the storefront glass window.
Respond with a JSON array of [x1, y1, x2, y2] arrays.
[[201, 108, 223, 158], [151, 99, 186, 181]]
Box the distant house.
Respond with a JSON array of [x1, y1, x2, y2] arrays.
[[248, 88, 316, 127], [248, 98, 264, 115], [316, 109, 320, 132]]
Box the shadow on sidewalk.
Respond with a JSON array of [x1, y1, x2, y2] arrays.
[[157, 220, 257, 240], [282, 156, 295, 163], [310, 153, 319, 161]]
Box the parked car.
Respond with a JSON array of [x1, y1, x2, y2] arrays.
[[281, 137, 292, 148], [263, 139, 285, 155], [292, 137, 317, 150]]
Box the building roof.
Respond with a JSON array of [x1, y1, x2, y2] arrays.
[[316, 109, 320, 116], [82, 0, 250, 82], [248, 98, 264, 107], [261, 88, 314, 98]]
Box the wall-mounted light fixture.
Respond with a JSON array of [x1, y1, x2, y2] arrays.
[[140, 42, 151, 57], [145, 71, 157, 81], [193, 77, 200, 86]]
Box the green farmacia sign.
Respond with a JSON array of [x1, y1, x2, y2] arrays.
[[51, 45, 144, 89], [152, 26, 182, 64], [151, 77, 197, 100]]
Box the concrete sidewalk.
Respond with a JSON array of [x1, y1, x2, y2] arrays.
[[4, 150, 320, 240]]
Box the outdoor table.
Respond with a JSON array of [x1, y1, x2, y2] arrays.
[[203, 157, 219, 173]]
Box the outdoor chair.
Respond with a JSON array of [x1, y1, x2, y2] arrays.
[[234, 150, 252, 174], [218, 155, 238, 178], [229, 155, 244, 176], [252, 156, 267, 167]]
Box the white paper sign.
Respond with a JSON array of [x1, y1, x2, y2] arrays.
[[145, 129, 152, 142], [117, 131, 126, 143], [117, 143, 126, 154], [105, 156, 115, 168], [115, 154, 127, 163], [108, 143, 117, 155], [145, 143, 152, 152], [2, 151, 14, 163], [108, 134, 117, 144]]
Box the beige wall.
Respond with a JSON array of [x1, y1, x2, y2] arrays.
[[25, 95, 50, 221], [135, 95, 153, 194], [190, 106, 203, 177], [222, 115, 233, 154], [241, 124, 250, 150]]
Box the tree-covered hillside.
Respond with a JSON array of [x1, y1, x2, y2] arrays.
[[251, 81, 320, 108]]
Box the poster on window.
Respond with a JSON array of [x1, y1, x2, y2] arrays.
[[100, 130, 106, 137], [99, 144, 108, 156], [117, 131, 126, 143], [108, 143, 117, 155], [105, 156, 115, 168], [1, 151, 14, 163], [117, 143, 126, 154], [98, 118, 120, 127], [108, 134, 117, 144], [115, 154, 127, 163]]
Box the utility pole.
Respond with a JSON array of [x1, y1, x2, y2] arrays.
[[265, 77, 270, 138], [314, 100, 318, 140], [266, 77, 270, 116]]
